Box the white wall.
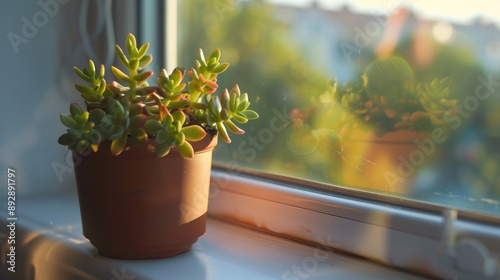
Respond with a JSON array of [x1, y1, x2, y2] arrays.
[[0, 0, 138, 195]]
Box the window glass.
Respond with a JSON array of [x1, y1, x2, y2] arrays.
[[179, 0, 500, 217]]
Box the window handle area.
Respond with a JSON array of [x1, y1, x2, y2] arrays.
[[441, 209, 498, 278]]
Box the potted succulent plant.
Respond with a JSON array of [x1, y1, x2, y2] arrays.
[[315, 55, 458, 191], [331, 55, 457, 138], [58, 33, 258, 259]]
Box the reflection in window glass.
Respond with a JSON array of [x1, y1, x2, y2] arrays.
[[179, 0, 500, 216]]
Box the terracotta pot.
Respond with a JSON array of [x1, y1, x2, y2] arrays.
[[73, 135, 217, 259], [341, 130, 432, 194]]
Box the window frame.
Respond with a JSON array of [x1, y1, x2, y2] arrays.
[[208, 165, 500, 279]]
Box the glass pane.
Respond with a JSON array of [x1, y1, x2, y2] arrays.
[[179, 0, 500, 217]]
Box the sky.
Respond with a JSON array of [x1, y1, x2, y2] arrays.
[[267, 0, 500, 27]]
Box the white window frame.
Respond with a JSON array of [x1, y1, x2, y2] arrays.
[[207, 166, 500, 279]]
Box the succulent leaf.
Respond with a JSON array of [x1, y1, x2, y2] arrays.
[[129, 114, 147, 129], [126, 33, 137, 56], [108, 98, 125, 115], [225, 119, 245, 134], [132, 71, 153, 82], [209, 49, 221, 61], [237, 100, 250, 112], [241, 110, 259, 120], [130, 128, 148, 145], [212, 63, 229, 74], [88, 60, 96, 79], [144, 119, 163, 134], [111, 133, 128, 156], [175, 133, 186, 146], [108, 128, 125, 140], [60, 114, 78, 128], [138, 55, 153, 70], [155, 142, 171, 157], [58, 133, 75, 145], [137, 43, 150, 59], [70, 103, 83, 116], [73, 67, 92, 82], [178, 142, 194, 158], [216, 122, 231, 143], [129, 59, 139, 71], [168, 99, 189, 110], [115, 45, 129, 68], [232, 113, 248, 123], [182, 125, 207, 141], [88, 129, 102, 145], [111, 66, 132, 83], [198, 48, 207, 67], [156, 130, 169, 144]]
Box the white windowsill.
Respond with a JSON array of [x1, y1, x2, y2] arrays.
[[0, 190, 425, 280]]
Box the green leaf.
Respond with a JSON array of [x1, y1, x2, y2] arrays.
[[241, 110, 259, 120], [206, 58, 218, 71], [144, 119, 163, 134], [73, 111, 89, 125], [97, 79, 107, 95], [111, 66, 132, 83], [76, 139, 90, 154], [69, 103, 83, 116], [126, 33, 137, 56], [129, 114, 147, 129], [137, 43, 150, 58], [240, 92, 249, 103], [89, 109, 106, 123], [236, 100, 250, 112], [88, 60, 96, 79], [216, 122, 231, 143], [225, 119, 245, 134], [98, 64, 105, 79], [175, 133, 186, 146], [130, 128, 148, 145], [75, 84, 95, 95], [168, 99, 189, 110], [212, 62, 229, 74], [108, 98, 125, 115], [132, 71, 153, 82], [220, 89, 230, 109], [230, 91, 238, 112], [209, 96, 222, 115], [138, 55, 153, 70], [198, 48, 207, 67], [156, 130, 169, 144], [171, 68, 184, 85], [88, 129, 102, 145], [111, 133, 128, 156], [60, 114, 78, 128], [155, 142, 172, 157], [115, 45, 129, 68], [58, 133, 75, 145], [220, 108, 229, 121], [209, 49, 221, 61], [129, 59, 139, 71], [68, 128, 83, 138], [172, 110, 186, 125], [73, 67, 92, 82], [178, 142, 194, 158], [182, 125, 207, 141], [109, 128, 125, 140], [232, 113, 248, 123], [191, 102, 208, 110]]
